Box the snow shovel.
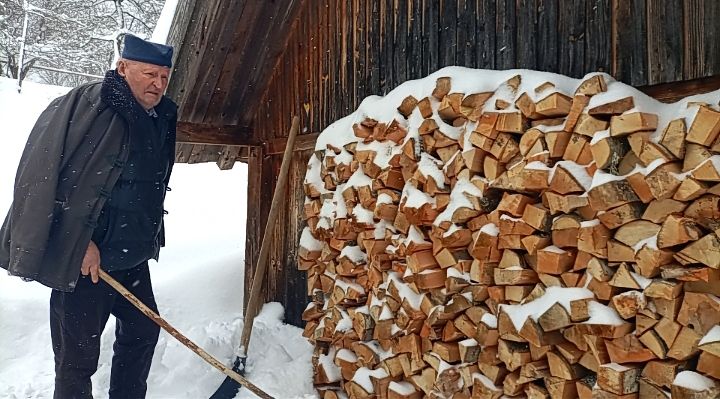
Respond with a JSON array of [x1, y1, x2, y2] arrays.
[[210, 116, 300, 399], [98, 269, 274, 399]]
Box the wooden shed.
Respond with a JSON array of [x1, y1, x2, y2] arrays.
[[165, 0, 720, 327]]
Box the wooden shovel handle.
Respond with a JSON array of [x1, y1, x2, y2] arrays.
[[98, 269, 274, 399]]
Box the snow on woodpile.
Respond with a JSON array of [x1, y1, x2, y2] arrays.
[[297, 66, 720, 398]]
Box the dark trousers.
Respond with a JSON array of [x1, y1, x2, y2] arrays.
[[50, 262, 160, 399]]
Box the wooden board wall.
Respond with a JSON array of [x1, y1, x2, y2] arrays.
[[246, 0, 720, 327], [254, 0, 720, 140], [245, 146, 312, 326]]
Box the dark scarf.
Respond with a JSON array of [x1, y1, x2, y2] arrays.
[[100, 69, 144, 124]]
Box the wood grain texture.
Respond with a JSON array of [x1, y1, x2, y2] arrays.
[[495, 0, 516, 69], [558, 0, 586, 77], [647, 0, 683, 84], [613, 0, 647, 85], [585, 0, 611, 73], [516, 0, 538, 70], [536, 0, 558, 72], [684, 0, 720, 79]]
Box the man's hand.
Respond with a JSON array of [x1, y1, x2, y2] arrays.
[[81, 240, 101, 283]]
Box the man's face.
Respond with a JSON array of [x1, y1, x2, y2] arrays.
[[117, 59, 170, 110]]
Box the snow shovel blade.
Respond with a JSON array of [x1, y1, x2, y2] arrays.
[[209, 356, 245, 399]]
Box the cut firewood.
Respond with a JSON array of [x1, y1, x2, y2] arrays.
[[670, 371, 720, 399], [591, 135, 629, 171], [545, 376, 579, 399], [675, 232, 720, 269], [657, 214, 703, 248], [639, 329, 669, 359], [537, 302, 573, 332], [432, 77, 451, 99], [639, 379, 671, 399], [606, 334, 657, 363], [547, 351, 585, 380], [667, 326, 702, 361], [598, 202, 644, 229], [589, 96, 634, 116], [536, 92, 573, 117], [574, 113, 609, 137], [576, 74, 607, 96], [610, 112, 658, 137], [641, 359, 685, 388], [598, 363, 641, 395], [677, 292, 720, 334], [643, 198, 687, 224], [697, 351, 720, 380], [588, 178, 640, 211], [612, 291, 647, 319], [300, 71, 720, 398], [613, 220, 660, 248], [686, 105, 720, 146]]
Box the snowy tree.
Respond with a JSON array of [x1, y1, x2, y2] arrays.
[[0, 0, 163, 87]]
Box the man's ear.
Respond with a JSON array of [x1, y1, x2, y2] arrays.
[[116, 60, 127, 77]]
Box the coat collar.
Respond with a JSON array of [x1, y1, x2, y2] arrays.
[[100, 70, 176, 123]]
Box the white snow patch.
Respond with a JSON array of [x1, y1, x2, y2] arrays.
[[479, 223, 499, 236], [318, 350, 342, 383], [699, 325, 720, 346], [352, 367, 389, 393], [673, 371, 717, 391], [418, 153, 446, 189], [340, 246, 368, 264], [299, 227, 323, 251], [583, 301, 625, 326], [389, 381, 417, 395], [402, 183, 436, 208], [500, 286, 594, 330]]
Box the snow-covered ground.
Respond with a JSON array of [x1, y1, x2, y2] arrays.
[[0, 78, 316, 398]]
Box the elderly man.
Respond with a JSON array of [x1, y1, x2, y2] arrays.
[[0, 35, 177, 398]]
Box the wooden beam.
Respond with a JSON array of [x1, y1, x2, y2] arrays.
[[266, 132, 320, 155], [638, 74, 720, 103], [176, 121, 257, 146]]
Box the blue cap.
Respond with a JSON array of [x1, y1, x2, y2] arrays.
[[121, 34, 173, 68]]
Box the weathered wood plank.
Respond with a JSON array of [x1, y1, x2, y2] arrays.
[[282, 149, 313, 326], [637, 74, 720, 103], [516, 0, 538, 70], [355, 0, 367, 100], [244, 147, 273, 309], [394, 0, 409, 86], [558, 0, 585, 77], [368, 0, 381, 93], [343, 0, 354, 115], [409, 0, 423, 78], [185, 1, 251, 123], [440, 0, 458, 68], [536, 0, 558, 72], [702, 0, 720, 77], [647, 0, 683, 84], [495, 0, 516, 69], [684, 0, 720, 80], [165, 0, 197, 68], [266, 133, 321, 155], [381, 0, 394, 93], [176, 122, 256, 146], [585, 0, 611, 74], [613, 0, 647, 85], [424, 0, 440, 76], [456, 0, 476, 67], [205, 2, 281, 125]]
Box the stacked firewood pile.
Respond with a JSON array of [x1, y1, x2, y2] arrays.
[[298, 70, 720, 399]]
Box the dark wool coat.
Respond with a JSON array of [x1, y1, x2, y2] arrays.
[[0, 71, 177, 291]]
